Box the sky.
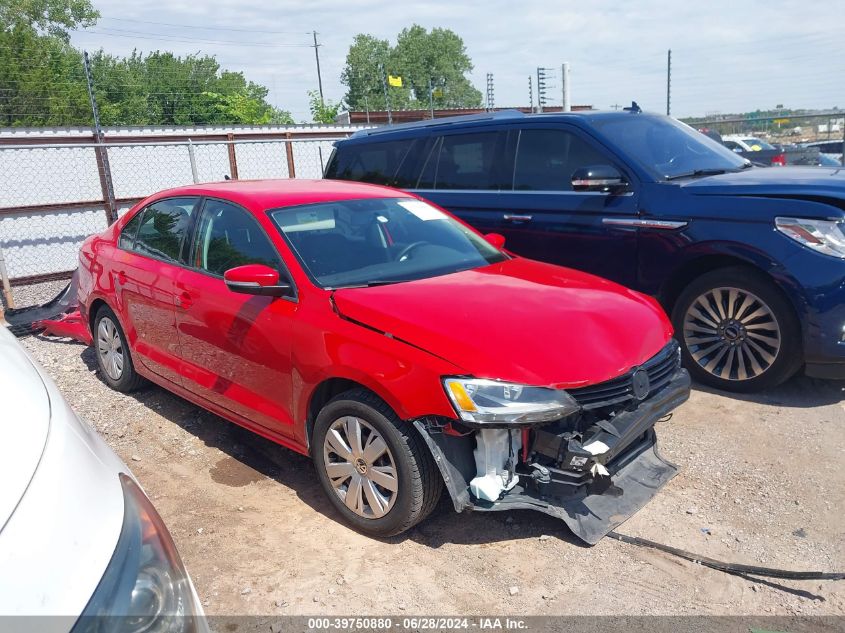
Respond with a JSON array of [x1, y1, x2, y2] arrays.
[[68, 0, 845, 122]]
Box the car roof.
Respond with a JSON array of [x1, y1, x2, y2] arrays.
[[146, 178, 409, 209], [343, 109, 664, 142]]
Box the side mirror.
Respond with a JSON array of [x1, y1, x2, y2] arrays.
[[571, 165, 627, 193], [484, 233, 506, 249], [224, 264, 292, 297]]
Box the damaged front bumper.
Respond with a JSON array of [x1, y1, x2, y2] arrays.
[[414, 365, 691, 545]]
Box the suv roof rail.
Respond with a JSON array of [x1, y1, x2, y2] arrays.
[[349, 109, 526, 138]]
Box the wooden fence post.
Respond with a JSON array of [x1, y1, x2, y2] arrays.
[[227, 133, 239, 179], [285, 132, 296, 179]]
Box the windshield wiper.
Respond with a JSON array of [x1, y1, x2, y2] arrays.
[[665, 168, 729, 180], [665, 163, 752, 180], [328, 279, 414, 290]]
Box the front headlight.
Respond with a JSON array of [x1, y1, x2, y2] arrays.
[[443, 377, 580, 426], [775, 217, 845, 258], [72, 474, 205, 633]]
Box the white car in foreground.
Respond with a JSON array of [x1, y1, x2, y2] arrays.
[[0, 326, 205, 633]]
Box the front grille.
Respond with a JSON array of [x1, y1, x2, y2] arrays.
[[569, 340, 681, 410]]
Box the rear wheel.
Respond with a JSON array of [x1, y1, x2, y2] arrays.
[[94, 305, 146, 392], [312, 389, 441, 537], [672, 267, 801, 392]]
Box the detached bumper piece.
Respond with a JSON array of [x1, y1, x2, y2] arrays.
[[3, 270, 91, 344], [415, 344, 691, 545]]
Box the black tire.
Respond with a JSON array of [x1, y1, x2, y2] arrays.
[[671, 266, 802, 392], [312, 388, 442, 537], [93, 305, 146, 392]]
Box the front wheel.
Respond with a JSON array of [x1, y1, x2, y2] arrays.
[[312, 389, 442, 537], [672, 267, 802, 392]]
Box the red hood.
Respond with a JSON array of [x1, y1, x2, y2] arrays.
[[332, 258, 673, 388]]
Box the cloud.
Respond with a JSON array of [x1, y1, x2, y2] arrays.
[[71, 0, 844, 121]]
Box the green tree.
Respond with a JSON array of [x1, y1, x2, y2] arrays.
[[340, 33, 411, 111], [392, 25, 482, 109], [307, 89, 341, 123], [0, 0, 98, 38], [340, 25, 481, 111]]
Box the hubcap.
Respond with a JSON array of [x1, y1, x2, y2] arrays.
[[683, 287, 781, 382], [96, 317, 124, 381], [323, 416, 398, 519]]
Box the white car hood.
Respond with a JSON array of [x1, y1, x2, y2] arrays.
[[0, 331, 50, 532], [0, 327, 126, 621]]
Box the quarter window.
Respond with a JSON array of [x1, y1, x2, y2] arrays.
[[118, 212, 142, 250], [192, 199, 281, 276], [513, 129, 609, 191], [133, 198, 197, 262]]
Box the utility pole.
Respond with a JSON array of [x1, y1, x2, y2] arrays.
[[536, 67, 550, 113], [666, 49, 672, 116], [528, 75, 533, 112], [561, 62, 570, 112], [428, 77, 435, 119], [380, 66, 392, 124], [312, 31, 324, 106], [83, 50, 116, 224], [486, 73, 494, 111]]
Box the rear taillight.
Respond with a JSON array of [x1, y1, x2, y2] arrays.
[[771, 153, 787, 166]]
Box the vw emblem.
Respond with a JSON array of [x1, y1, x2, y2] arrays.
[[632, 369, 650, 400]]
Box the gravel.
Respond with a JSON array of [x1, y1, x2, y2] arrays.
[[17, 333, 845, 616]]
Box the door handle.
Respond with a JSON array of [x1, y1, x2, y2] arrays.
[[177, 291, 193, 309], [503, 214, 533, 223], [115, 270, 127, 285]]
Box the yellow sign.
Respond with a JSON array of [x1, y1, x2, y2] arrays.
[[388, 75, 403, 87], [773, 118, 790, 125], [432, 87, 444, 98]]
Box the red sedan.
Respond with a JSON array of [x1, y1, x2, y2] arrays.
[[77, 179, 690, 544]]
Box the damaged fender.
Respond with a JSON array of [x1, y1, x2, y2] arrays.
[[413, 367, 690, 545]]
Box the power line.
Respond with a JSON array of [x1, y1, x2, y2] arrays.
[[80, 28, 313, 48], [99, 16, 312, 36]]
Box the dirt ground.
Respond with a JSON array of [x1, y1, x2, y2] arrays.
[[18, 328, 845, 617]]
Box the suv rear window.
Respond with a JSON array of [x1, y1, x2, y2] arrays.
[[325, 138, 415, 185]]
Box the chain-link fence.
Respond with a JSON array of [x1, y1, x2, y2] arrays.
[[0, 130, 353, 310], [685, 112, 845, 162]]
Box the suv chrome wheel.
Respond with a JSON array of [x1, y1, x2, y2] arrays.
[[97, 316, 124, 381], [682, 287, 781, 381], [322, 416, 398, 519]]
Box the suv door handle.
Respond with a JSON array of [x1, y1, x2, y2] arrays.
[[503, 214, 533, 223]]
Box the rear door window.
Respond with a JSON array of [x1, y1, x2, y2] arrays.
[[133, 197, 198, 263], [513, 129, 609, 191], [422, 131, 507, 190]]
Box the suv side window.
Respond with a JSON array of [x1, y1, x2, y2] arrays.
[[192, 199, 282, 276], [326, 138, 415, 185], [420, 131, 506, 190], [133, 197, 197, 262], [513, 129, 609, 191]]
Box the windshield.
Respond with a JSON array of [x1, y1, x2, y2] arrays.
[[741, 138, 775, 151], [269, 197, 506, 288], [590, 114, 749, 179]]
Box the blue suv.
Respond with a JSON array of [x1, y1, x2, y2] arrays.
[[325, 109, 845, 392]]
